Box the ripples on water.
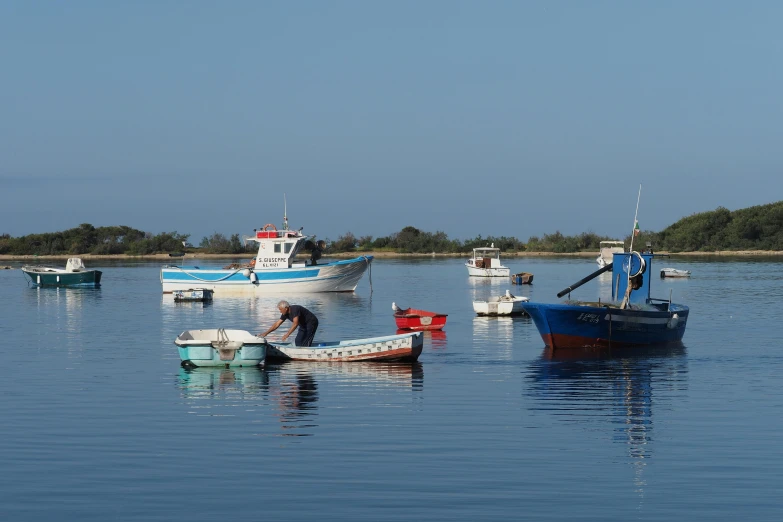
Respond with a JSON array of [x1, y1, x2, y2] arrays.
[[1, 258, 782, 521]]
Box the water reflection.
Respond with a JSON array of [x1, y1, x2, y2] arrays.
[[177, 361, 423, 437], [472, 315, 534, 358], [396, 329, 448, 351], [526, 344, 688, 500], [178, 366, 269, 400], [24, 287, 103, 359]]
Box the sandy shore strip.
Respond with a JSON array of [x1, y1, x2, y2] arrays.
[[2, 250, 782, 262]]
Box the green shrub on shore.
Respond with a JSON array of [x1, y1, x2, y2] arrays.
[[3, 202, 783, 255]]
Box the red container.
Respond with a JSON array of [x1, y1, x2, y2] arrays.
[[394, 308, 448, 331]]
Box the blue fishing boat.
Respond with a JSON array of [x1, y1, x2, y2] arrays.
[[160, 218, 372, 295], [521, 187, 689, 351]]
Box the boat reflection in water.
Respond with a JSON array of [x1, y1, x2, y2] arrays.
[[177, 366, 269, 400], [472, 315, 535, 360], [526, 343, 688, 500], [399, 329, 447, 351], [177, 361, 423, 437], [25, 286, 104, 359]]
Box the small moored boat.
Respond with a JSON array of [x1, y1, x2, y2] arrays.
[[660, 268, 691, 278], [392, 302, 448, 331], [21, 258, 102, 288], [266, 332, 423, 362], [466, 244, 510, 277], [510, 272, 534, 285], [473, 289, 530, 316], [174, 288, 214, 302], [596, 240, 625, 269], [175, 329, 267, 367]]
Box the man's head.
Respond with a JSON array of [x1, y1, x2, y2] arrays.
[[277, 300, 290, 313]]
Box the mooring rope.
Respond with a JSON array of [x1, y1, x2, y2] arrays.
[[166, 265, 244, 282], [363, 256, 373, 293]]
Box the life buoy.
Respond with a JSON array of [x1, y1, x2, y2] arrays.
[[262, 224, 277, 231], [249, 259, 256, 267]]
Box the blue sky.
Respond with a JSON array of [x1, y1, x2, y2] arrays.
[[2, 1, 781, 243]]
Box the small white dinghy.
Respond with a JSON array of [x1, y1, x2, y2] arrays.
[[175, 329, 267, 368], [660, 268, 691, 278], [473, 289, 530, 316]]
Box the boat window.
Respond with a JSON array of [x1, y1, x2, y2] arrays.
[[274, 243, 282, 253], [284, 242, 293, 253]]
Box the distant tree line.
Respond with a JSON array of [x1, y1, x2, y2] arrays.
[[0, 224, 190, 256], [2, 202, 782, 255], [324, 202, 783, 253]]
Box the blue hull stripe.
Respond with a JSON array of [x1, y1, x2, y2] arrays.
[[162, 268, 319, 282]]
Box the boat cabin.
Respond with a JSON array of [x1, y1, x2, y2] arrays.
[[247, 225, 308, 270], [598, 241, 625, 266], [468, 247, 504, 269]]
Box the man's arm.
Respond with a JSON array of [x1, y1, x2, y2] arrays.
[[281, 316, 300, 341], [259, 319, 284, 337]]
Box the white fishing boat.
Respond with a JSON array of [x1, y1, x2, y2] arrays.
[[160, 216, 372, 295], [660, 268, 691, 278], [175, 329, 267, 368], [266, 332, 423, 362], [596, 241, 625, 269], [473, 289, 529, 316], [466, 244, 510, 277]]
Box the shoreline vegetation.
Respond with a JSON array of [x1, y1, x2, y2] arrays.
[[2, 201, 782, 259]]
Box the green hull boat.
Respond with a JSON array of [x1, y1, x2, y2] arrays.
[[22, 258, 102, 288]]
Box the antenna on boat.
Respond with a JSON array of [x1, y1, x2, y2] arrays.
[[629, 184, 642, 253], [620, 184, 643, 309], [283, 193, 289, 231]]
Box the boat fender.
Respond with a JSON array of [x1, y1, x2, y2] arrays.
[[667, 313, 679, 329], [250, 272, 258, 283], [242, 268, 251, 278]]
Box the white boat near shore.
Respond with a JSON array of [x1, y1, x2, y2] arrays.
[[596, 241, 625, 269], [466, 245, 510, 277], [660, 268, 691, 278]]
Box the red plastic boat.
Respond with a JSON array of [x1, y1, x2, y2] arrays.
[[392, 303, 448, 331]]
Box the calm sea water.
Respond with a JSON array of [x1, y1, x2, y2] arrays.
[[1, 256, 782, 521]]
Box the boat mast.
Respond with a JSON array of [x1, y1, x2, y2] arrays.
[[283, 193, 289, 231], [629, 184, 641, 253], [620, 184, 642, 309]]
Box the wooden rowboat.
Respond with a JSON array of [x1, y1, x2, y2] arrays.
[[267, 332, 423, 362]]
